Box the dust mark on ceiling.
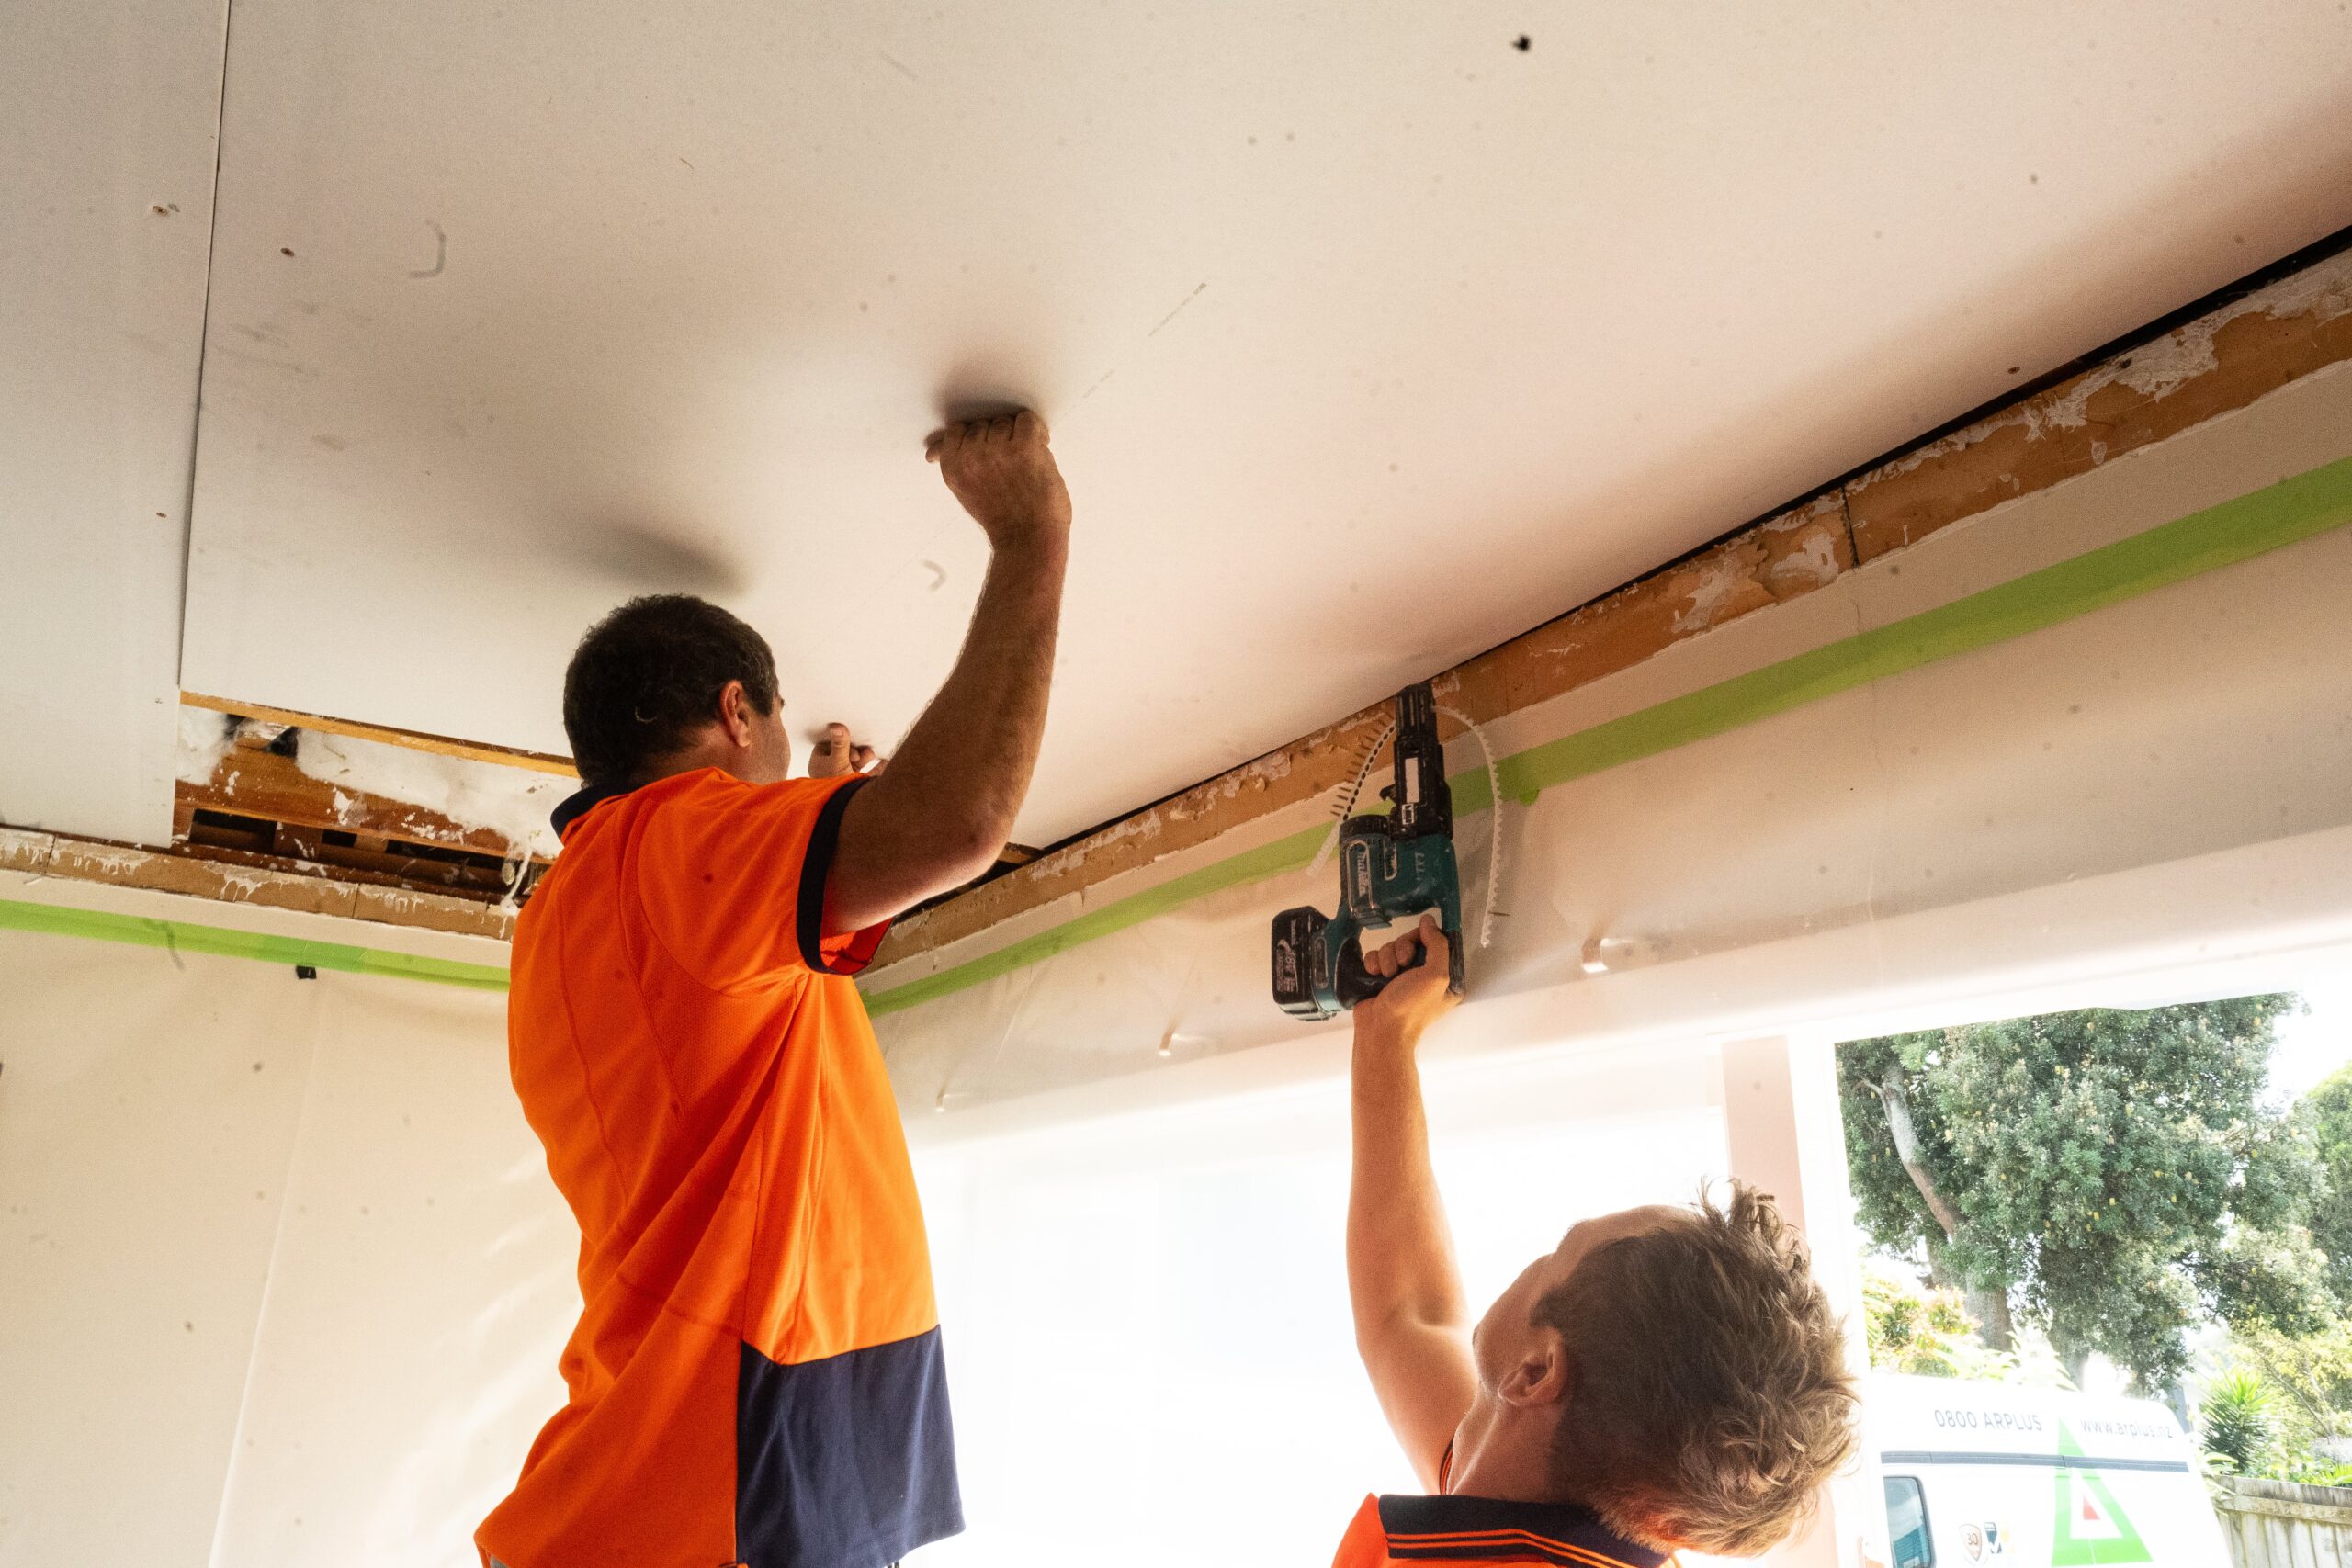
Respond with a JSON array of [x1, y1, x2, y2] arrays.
[[934, 359, 1039, 424], [571, 519, 747, 598], [1148, 281, 1209, 337], [408, 220, 447, 279]]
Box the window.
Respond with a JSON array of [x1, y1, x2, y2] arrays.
[[1883, 1475, 1933, 1568], [908, 1042, 1727, 1566]]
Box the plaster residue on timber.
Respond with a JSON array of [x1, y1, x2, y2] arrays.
[[176, 709, 565, 859]]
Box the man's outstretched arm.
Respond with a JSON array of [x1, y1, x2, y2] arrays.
[[1350, 918, 1479, 1491], [824, 411, 1071, 935]]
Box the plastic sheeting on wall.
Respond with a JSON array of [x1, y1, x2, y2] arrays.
[[0, 923, 571, 1565], [0, 900, 1739, 1568]]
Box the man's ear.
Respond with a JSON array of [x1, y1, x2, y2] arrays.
[[716, 681, 756, 749], [1499, 1325, 1574, 1411]]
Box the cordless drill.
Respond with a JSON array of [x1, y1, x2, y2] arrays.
[[1271, 682, 1464, 1020]]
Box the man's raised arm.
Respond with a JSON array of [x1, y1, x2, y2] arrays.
[[824, 410, 1072, 936], [1349, 917, 1479, 1491]]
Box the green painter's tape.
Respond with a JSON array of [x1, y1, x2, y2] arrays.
[[0, 897, 511, 991], [865, 824, 1333, 1017], [1493, 455, 2352, 803], [864, 452, 2352, 1017]]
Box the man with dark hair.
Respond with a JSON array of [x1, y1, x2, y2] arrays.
[[479, 411, 1071, 1568], [1338, 918, 1860, 1567]]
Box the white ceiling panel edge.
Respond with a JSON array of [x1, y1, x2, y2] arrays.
[[1, 0, 229, 844]]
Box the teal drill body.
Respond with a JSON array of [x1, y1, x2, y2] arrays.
[[1271, 682, 1464, 1020]]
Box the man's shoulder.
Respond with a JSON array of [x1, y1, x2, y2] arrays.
[[552, 770, 814, 856], [639, 769, 846, 827]]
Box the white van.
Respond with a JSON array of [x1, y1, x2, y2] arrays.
[[1870, 1373, 2232, 1566]]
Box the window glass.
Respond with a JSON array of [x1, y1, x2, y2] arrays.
[[910, 1047, 1728, 1567], [1884, 1475, 1932, 1568]]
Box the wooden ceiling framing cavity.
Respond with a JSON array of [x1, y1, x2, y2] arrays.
[[180, 692, 580, 776], [861, 241, 2352, 986], [5, 697, 570, 942]]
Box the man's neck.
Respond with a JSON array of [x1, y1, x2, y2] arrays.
[[635, 745, 741, 789], [1442, 1399, 1566, 1504]]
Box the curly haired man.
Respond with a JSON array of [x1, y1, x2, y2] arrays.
[[1336, 917, 1860, 1567]]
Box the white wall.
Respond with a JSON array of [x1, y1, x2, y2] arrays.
[[0, 921, 571, 1567], [202, 977, 575, 1563], [0, 928, 320, 1561]]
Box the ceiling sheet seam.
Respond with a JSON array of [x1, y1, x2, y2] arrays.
[[174, 0, 239, 688]]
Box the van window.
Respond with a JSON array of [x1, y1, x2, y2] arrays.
[[1884, 1475, 1932, 1568]]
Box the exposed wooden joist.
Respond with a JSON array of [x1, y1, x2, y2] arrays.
[[870, 243, 2352, 971], [182, 691, 579, 777], [175, 836, 511, 898], [0, 826, 515, 940], [176, 744, 549, 863]]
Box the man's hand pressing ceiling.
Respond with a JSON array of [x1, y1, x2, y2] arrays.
[[809, 722, 885, 779], [925, 410, 1071, 550]]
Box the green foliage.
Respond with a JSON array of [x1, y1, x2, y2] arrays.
[[1861, 1263, 2068, 1384], [1839, 996, 2333, 1391], [2233, 1316, 2352, 1468], [1865, 1266, 1986, 1377], [2206, 1224, 2334, 1337], [2302, 1063, 2352, 1302], [2297, 1463, 2352, 1485], [2200, 1371, 2280, 1475]]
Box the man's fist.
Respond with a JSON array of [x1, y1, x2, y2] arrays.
[[809, 722, 886, 779], [925, 409, 1072, 549], [1352, 916, 1459, 1042]]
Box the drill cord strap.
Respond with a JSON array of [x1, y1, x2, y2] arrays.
[[1307, 706, 1504, 952], [1436, 705, 1504, 952], [1306, 717, 1395, 877]]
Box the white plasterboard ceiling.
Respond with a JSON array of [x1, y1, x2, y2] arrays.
[[0, 1, 225, 846], [12, 3, 2352, 851]]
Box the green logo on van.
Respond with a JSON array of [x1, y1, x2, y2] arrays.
[[2050, 1423, 2152, 1564]]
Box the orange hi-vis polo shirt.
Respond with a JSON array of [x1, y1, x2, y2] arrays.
[[478, 768, 960, 1568], [1328, 1494, 1670, 1568], [1331, 1448, 1669, 1568]]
